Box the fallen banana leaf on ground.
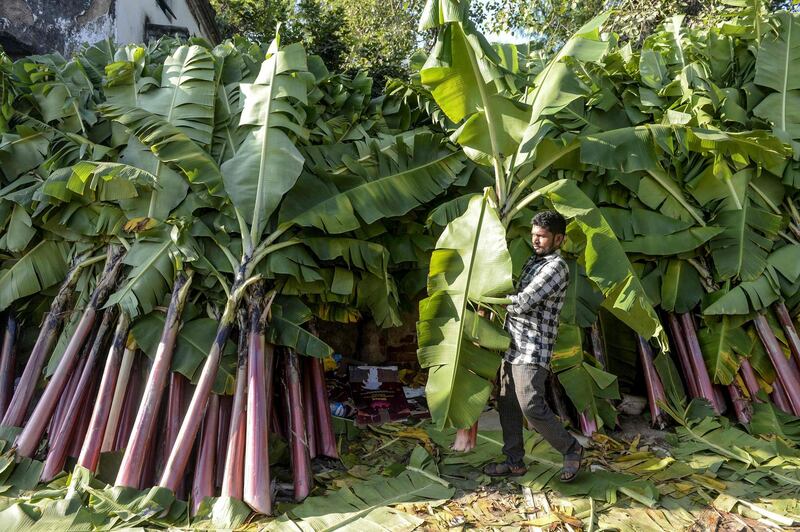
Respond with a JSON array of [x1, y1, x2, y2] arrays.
[[267, 446, 454, 531]]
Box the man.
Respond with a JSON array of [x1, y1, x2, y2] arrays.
[[484, 210, 582, 482]]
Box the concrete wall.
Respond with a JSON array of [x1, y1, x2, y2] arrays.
[[115, 0, 203, 45]]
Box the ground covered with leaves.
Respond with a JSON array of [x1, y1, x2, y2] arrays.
[[2, 401, 800, 530]]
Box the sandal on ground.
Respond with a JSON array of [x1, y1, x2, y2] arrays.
[[484, 461, 527, 477], [560, 446, 583, 483]]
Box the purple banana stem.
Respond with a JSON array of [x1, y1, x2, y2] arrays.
[[309, 357, 338, 458], [215, 394, 232, 490], [665, 314, 699, 399], [15, 246, 124, 458], [636, 335, 668, 429], [753, 314, 800, 416], [738, 359, 763, 403], [3, 257, 85, 427], [221, 319, 248, 500], [589, 322, 607, 370], [42, 309, 115, 481], [243, 297, 273, 515], [102, 342, 136, 452], [727, 383, 752, 424], [774, 302, 800, 369], [771, 377, 793, 414], [302, 359, 318, 461], [675, 313, 722, 413], [579, 410, 598, 437], [286, 350, 312, 501], [116, 271, 192, 488], [78, 313, 130, 472], [0, 314, 18, 418], [191, 393, 219, 515]]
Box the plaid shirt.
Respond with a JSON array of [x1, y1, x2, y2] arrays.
[[504, 251, 569, 367]]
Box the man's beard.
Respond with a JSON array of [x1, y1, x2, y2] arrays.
[[533, 245, 553, 255]]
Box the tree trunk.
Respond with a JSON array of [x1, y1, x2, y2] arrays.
[[191, 394, 219, 515], [0, 314, 18, 419]]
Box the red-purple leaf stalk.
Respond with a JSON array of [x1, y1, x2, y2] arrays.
[[78, 313, 130, 472], [302, 361, 317, 461], [579, 410, 597, 436], [102, 342, 136, 452], [727, 383, 752, 424], [191, 393, 219, 515], [116, 271, 193, 488], [738, 359, 763, 403], [15, 246, 125, 458], [286, 349, 312, 501], [308, 357, 337, 458], [243, 296, 273, 515], [665, 314, 699, 399], [774, 302, 800, 369], [215, 395, 232, 489], [636, 335, 668, 429], [158, 267, 248, 493], [114, 355, 143, 453], [675, 313, 722, 413], [771, 377, 793, 413], [3, 255, 92, 427], [221, 319, 248, 500], [0, 314, 18, 418], [753, 313, 800, 416], [42, 309, 115, 481], [67, 375, 97, 459], [49, 354, 86, 445]]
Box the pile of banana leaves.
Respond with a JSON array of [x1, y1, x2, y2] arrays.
[[2, 0, 800, 528], [412, 0, 800, 448]]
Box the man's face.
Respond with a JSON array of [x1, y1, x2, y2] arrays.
[[531, 225, 564, 256]]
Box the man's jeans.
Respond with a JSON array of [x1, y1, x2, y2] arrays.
[[498, 360, 580, 465]]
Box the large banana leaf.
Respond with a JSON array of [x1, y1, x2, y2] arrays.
[[280, 132, 467, 234], [138, 45, 216, 147], [709, 171, 783, 282], [536, 179, 665, 343], [220, 40, 312, 246], [705, 244, 800, 314], [419, 0, 530, 170], [0, 240, 69, 311], [754, 12, 800, 142], [698, 316, 750, 385], [104, 239, 176, 318], [417, 193, 513, 429]]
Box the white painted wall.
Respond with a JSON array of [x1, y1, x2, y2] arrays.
[[115, 0, 209, 45]]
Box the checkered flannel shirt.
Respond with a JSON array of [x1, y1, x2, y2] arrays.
[[504, 251, 569, 367]]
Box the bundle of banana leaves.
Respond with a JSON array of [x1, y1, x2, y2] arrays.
[[409, 0, 800, 444]]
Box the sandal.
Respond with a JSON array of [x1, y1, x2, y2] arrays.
[[560, 446, 583, 483], [484, 461, 527, 477]]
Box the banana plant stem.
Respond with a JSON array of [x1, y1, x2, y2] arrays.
[[15, 246, 125, 458], [116, 271, 193, 488]]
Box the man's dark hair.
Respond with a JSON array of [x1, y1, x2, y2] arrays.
[[532, 210, 567, 236]]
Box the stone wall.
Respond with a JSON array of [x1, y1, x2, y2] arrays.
[[0, 0, 115, 57]]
